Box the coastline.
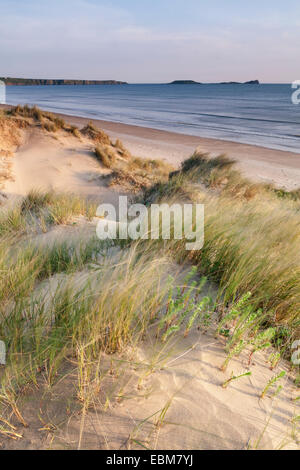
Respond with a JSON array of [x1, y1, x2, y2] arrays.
[[1, 103, 300, 189]]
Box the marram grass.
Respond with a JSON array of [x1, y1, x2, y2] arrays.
[[140, 152, 300, 333]]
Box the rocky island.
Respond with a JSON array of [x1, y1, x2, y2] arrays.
[[220, 80, 260, 85], [169, 80, 202, 85], [168, 79, 259, 85]]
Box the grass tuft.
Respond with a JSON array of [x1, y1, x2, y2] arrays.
[[81, 122, 110, 145], [21, 189, 54, 213], [94, 145, 116, 169]]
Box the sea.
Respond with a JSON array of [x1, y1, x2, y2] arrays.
[[5, 83, 300, 152]]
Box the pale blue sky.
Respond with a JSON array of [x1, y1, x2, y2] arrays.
[[1, 0, 299, 82]]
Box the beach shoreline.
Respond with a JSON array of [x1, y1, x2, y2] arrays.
[[1, 103, 300, 189]]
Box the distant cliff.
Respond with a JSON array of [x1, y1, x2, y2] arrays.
[[0, 77, 127, 86]]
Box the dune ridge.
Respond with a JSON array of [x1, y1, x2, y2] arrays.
[[0, 106, 298, 450]]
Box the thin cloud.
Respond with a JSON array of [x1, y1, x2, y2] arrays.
[[0, 0, 299, 82]]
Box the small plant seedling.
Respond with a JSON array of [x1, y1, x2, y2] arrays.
[[248, 328, 276, 365], [216, 292, 252, 336], [222, 371, 252, 389], [184, 296, 211, 337], [225, 310, 259, 352], [221, 340, 245, 372], [157, 272, 211, 342], [162, 324, 180, 343], [268, 351, 281, 370], [248, 342, 271, 366], [261, 371, 286, 399]]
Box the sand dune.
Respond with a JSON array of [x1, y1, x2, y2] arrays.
[[0, 110, 299, 451], [3, 127, 121, 206]]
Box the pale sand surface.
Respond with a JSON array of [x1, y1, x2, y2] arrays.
[[3, 126, 125, 205], [68, 328, 298, 450], [6, 306, 300, 450]]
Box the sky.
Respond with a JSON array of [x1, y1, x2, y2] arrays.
[[0, 0, 300, 83]]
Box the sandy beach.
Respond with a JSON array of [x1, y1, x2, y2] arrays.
[[1, 104, 300, 190], [52, 112, 300, 190]]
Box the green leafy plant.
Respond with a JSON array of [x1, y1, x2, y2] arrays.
[[221, 340, 245, 372], [261, 371, 286, 399], [156, 269, 212, 343], [222, 371, 252, 389], [248, 328, 276, 365], [216, 292, 252, 336]]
